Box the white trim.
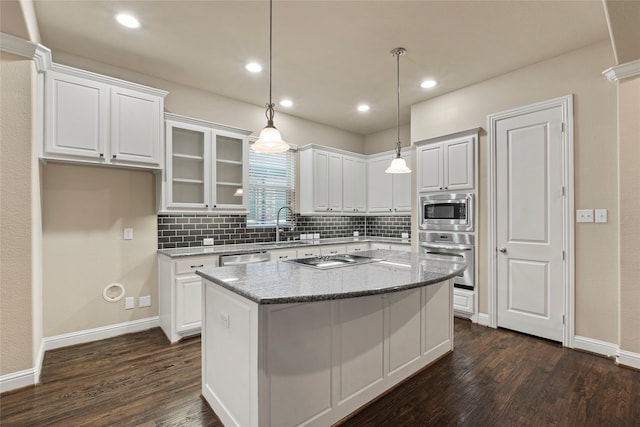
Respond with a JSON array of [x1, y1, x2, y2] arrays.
[[476, 313, 490, 327], [487, 95, 575, 347], [603, 58, 640, 82], [0, 32, 51, 71], [574, 336, 618, 358], [42, 316, 160, 351], [414, 126, 482, 147], [165, 112, 252, 136], [617, 350, 640, 370], [0, 368, 38, 394]]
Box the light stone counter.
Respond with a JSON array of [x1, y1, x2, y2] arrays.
[[196, 249, 465, 305]]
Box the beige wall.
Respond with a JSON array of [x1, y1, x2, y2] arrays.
[[363, 124, 410, 155], [42, 164, 157, 336], [618, 75, 640, 354], [411, 41, 619, 343], [0, 52, 35, 375]]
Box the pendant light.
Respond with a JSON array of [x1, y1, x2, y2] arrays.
[[252, 0, 289, 153], [385, 47, 411, 174]]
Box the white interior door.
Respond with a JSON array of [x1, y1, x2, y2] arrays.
[[496, 105, 565, 342]]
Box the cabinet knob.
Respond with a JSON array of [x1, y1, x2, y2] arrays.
[[112, 154, 117, 159], [99, 153, 104, 158], [439, 187, 443, 190], [389, 208, 392, 212], [499, 247, 507, 253]]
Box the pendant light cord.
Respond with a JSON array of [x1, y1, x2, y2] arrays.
[[264, 0, 275, 125], [396, 50, 400, 155]]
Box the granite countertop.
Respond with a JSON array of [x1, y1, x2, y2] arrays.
[[158, 236, 411, 258], [195, 249, 465, 305]]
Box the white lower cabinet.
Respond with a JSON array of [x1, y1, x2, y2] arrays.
[[320, 245, 347, 256], [453, 287, 475, 317], [296, 247, 321, 259], [158, 254, 217, 343], [346, 243, 369, 254], [269, 249, 298, 261]]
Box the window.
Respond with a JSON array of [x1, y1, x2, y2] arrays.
[[247, 148, 296, 226]]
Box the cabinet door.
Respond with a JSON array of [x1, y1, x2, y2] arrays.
[[343, 156, 366, 213], [212, 132, 247, 209], [110, 87, 162, 167], [392, 152, 412, 212], [166, 121, 211, 209], [367, 156, 393, 212], [175, 275, 202, 332], [328, 153, 343, 212], [418, 144, 443, 192], [313, 151, 330, 211], [270, 249, 298, 261], [444, 137, 474, 191], [346, 243, 369, 253], [44, 71, 109, 161], [453, 288, 475, 315]]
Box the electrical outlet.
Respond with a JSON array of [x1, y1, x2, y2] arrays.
[[125, 297, 134, 310], [595, 209, 608, 223], [203, 238, 214, 246], [139, 295, 151, 307], [220, 312, 230, 329], [576, 209, 594, 223]]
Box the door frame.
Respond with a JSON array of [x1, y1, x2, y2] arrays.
[[487, 95, 575, 347]]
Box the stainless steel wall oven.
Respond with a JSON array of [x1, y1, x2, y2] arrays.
[[419, 232, 475, 290]]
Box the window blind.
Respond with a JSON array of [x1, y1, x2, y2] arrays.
[[247, 148, 296, 226]]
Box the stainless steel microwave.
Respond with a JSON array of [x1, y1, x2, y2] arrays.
[[419, 193, 474, 231]]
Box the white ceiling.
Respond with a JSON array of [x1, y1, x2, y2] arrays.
[[32, 0, 610, 136]]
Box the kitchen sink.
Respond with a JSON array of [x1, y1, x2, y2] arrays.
[[284, 254, 383, 270]]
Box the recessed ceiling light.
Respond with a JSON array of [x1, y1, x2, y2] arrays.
[[357, 104, 370, 112], [115, 13, 140, 29], [245, 62, 262, 73], [280, 99, 293, 107], [420, 79, 437, 89]]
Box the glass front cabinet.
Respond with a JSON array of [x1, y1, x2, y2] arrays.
[[160, 113, 250, 212]]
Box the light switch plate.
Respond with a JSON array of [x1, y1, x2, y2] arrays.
[[123, 228, 133, 240], [139, 295, 151, 307], [125, 297, 134, 310], [595, 209, 608, 223], [576, 209, 594, 223]]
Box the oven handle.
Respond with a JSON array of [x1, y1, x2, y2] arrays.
[[425, 250, 465, 258], [420, 244, 472, 251]]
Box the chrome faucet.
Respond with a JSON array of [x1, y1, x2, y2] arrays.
[[276, 206, 295, 242]]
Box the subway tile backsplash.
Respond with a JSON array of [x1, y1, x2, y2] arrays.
[[157, 214, 411, 249]]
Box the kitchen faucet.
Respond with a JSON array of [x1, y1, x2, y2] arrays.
[[276, 206, 295, 242]]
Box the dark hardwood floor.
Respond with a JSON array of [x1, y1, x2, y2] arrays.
[[1, 319, 638, 426]]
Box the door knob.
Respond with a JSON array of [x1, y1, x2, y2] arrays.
[[499, 247, 507, 253]]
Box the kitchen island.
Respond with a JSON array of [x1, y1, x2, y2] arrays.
[[196, 250, 465, 427]]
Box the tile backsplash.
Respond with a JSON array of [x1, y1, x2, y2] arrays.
[[157, 214, 411, 249]]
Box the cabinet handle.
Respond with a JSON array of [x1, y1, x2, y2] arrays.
[[279, 256, 288, 259], [191, 264, 204, 268], [439, 187, 443, 190], [444, 186, 448, 190], [112, 154, 117, 159], [389, 208, 392, 212], [99, 153, 104, 158]]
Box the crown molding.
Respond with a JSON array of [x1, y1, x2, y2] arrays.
[[603, 58, 640, 82], [0, 32, 51, 71]]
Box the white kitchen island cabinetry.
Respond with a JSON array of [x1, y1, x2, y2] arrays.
[[416, 132, 477, 193], [198, 250, 461, 427], [161, 114, 250, 212], [43, 64, 167, 169], [158, 253, 217, 343]]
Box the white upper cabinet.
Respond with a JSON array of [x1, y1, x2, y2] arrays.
[[43, 64, 167, 169], [367, 150, 411, 213], [342, 155, 366, 213], [417, 133, 475, 193], [300, 146, 354, 214], [162, 113, 249, 212]]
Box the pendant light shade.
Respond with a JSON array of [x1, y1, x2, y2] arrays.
[[386, 47, 411, 174], [252, 0, 289, 154]]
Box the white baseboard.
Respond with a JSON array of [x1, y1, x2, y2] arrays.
[[43, 316, 160, 351], [1, 317, 159, 394], [617, 349, 640, 370], [574, 335, 618, 358], [476, 313, 490, 327], [0, 368, 38, 394]]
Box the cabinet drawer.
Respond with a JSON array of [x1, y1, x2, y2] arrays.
[[175, 256, 217, 275], [453, 288, 474, 315], [320, 245, 347, 256], [296, 247, 321, 259], [346, 243, 369, 254]]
